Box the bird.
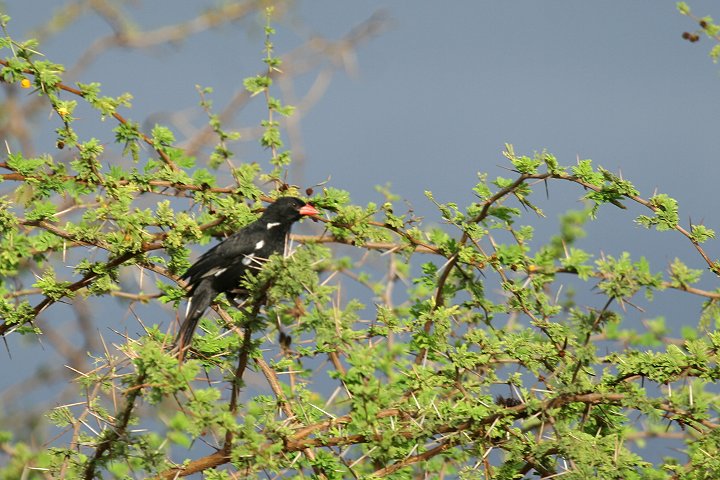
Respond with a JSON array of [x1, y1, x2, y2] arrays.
[[175, 196, 319, 358]]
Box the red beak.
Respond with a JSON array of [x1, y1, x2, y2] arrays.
[[299, 204, 319, 216]]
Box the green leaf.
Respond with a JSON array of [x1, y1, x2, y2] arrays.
[[636, 194, 679, 231], [25, 200, 57, 221], [690, 225, 715, 243], [192, 168, 217, 187], [6, 152, 50, 176], [33, 270, 74, 301], [243, 75, 271, 95], [571, 159, 603, 186], [151, 124, 176, 146]]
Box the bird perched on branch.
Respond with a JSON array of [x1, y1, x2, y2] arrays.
[[175, 196, 319, 358]]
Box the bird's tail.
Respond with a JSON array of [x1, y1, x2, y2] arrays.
[[175, 283, 214, 362]]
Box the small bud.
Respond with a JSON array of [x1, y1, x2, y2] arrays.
[[20, 78, 31, 88]]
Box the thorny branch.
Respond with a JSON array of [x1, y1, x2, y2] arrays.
[[154, 390, 719, 478]]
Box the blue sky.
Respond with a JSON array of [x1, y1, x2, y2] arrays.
[[6, 2, 720, 213]]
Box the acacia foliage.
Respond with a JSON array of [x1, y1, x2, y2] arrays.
[[2, 8, 720, 480]]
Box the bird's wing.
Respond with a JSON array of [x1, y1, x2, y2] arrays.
[[181, 223, 267, 284]]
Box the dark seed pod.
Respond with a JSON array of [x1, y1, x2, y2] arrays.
[[279, 331, 292, 349]]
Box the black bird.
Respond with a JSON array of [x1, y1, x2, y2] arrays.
[[176, 197, 319, 357]]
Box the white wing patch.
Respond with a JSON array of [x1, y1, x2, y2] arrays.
[[201, 266, 227, 278], [185, 297, 192, 317], [255, 240, 265, 250], [266, 222, 281, 230], [242, 253, 255, 266]]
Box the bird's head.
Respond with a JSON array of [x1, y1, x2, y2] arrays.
[[263, 196, 319, 224]]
